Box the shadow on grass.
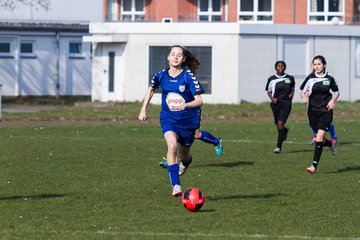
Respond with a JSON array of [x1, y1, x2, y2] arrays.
[[201, 161, 254, 168], [207, 193, 285, 201], [327, 165, 360, 174], [0, 193, 68, 201], [193, 209, 216, 213], [336, 141, 360, 146], [286, 149, 313, 154]]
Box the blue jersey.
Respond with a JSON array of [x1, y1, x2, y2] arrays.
[[151, 67, 204, 129]]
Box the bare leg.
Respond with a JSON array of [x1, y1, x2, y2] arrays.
[[164, 131, 178, 165]]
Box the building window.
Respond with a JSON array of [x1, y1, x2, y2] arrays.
[[308, 0, 344, 24], [198, 0, 222, 22], [0, 42, 12, 57], [21, 43, 32, 53], [353, 0, 360, 23], [121, 0, 145, 21], [0, 42, 10, 53], [107, 0, 119, 21], [108, 52, 115, 92], [238, 0, 273, 22], [69, 42, 81, 54], [149, 46, 212, 94], [20, 41, 36, 58], [69, 42, 83, 58]]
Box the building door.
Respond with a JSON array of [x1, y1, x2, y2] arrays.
[[101, 44, 124, 101], [0, 38, 17, 96]]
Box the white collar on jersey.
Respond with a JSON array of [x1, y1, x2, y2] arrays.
[[314, 72, 327, 78]]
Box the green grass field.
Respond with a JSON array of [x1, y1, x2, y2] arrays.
[[0, 102, 359, 239]]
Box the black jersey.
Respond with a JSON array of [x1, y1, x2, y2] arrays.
[[265, 74, 295, 103], [300, 72, 339, 112]]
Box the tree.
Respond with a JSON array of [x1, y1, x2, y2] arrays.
[[0, 0, 50, 11]]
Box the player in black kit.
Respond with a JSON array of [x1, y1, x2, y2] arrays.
[[265, 61, 295, 153], [300, 55, 340, 174]]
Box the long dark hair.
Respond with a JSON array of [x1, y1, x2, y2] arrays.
[[167, 45, 200, 74]]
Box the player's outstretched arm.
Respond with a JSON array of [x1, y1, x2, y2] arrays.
[[138, 86, 155, 123]]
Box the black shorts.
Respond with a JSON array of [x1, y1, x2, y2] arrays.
[[308, 110, 333, 132], [270, 101, 292, 124]]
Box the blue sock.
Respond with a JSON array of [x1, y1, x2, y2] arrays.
[[329, 124, 337, 140], [200, 131, 219, 146], [309, 124, 316, 138], [168, 164, 180, 187]]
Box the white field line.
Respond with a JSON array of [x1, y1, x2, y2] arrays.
[[0, 230, 359, 240]]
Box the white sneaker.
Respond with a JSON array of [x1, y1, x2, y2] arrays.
[[329, 142, 337, 156], [273, 147, 281, 153], [179, 162, 186, 176], [172, 184, 182, 197], [179, 161, 191, 176], [306, 165, 316, 174]]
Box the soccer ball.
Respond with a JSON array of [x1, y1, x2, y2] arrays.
[[182, 188, 205, 212]]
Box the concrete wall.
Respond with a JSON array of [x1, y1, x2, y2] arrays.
[[239, 24, 360, 103], [0, 0, 99, 97], [0, 31, 91, 96], [88, 22, 240, 103], [238, 35, 277, 103], [238, 35, 355, 103], [87, 22, 360, 103]]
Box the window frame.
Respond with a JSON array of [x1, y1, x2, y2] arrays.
[[107, 0, 119, 21], [0, 41, 13, 58], [69, 41, 84, 59], [20, 41, 36, 58], [121, 0, 145, 22], [238, 0, 273, 23], [108, 51, 115, 92], [307, 0, 345, 24], [198, 0, 223, 22]]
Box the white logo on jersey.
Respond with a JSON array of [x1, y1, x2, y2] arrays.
[[179, 85, 185, 92], [166, 92, 185, 111]]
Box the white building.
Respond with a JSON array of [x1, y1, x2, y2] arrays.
[[0, 0, 103, 97], [85, 22, 360, 104], [2, 0, 360, 103]]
